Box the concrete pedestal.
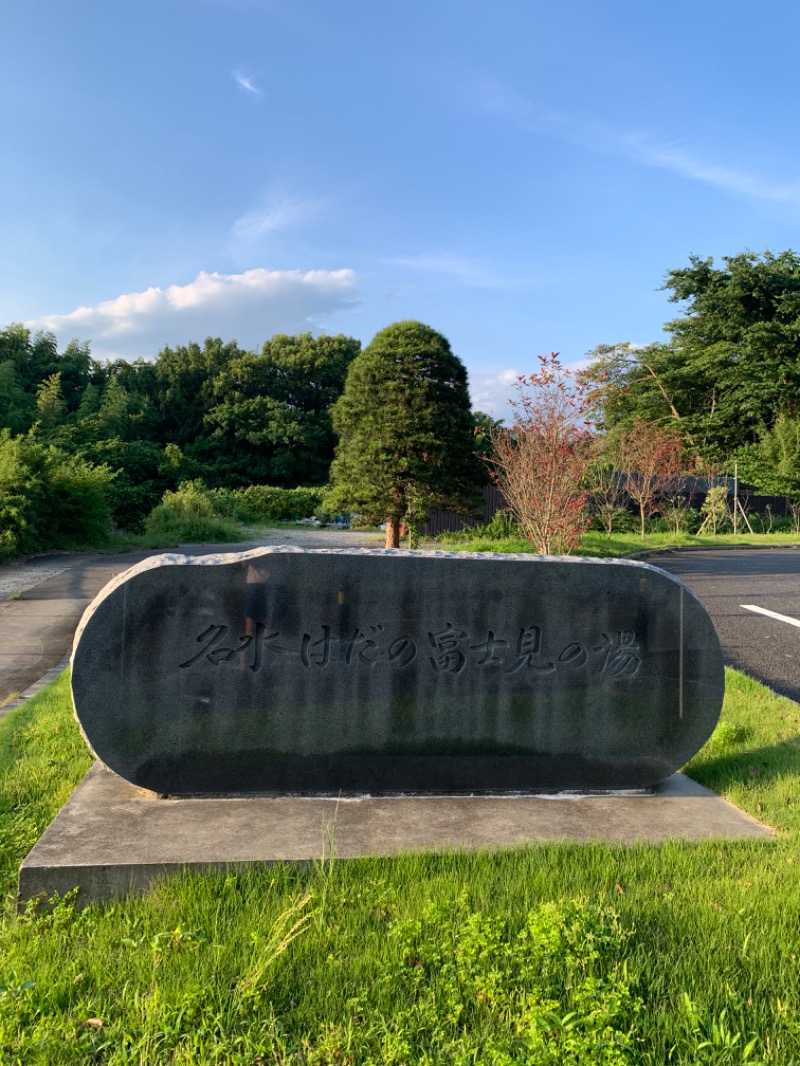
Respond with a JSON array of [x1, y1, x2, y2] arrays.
[[19, 763, 773, 907]]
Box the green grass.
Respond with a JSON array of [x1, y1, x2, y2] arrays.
[[581, 530, 800, 558], [97, 524, 266, 555], [2, 669, 800, 1062], [429, 528, 800, 558], [101, 522, 383, 554]]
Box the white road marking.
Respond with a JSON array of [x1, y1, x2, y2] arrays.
[[741, 604, 800, 629]]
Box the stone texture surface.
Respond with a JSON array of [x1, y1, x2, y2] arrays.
[[18, 763, 773, 907], [71, 547, 725, 794]]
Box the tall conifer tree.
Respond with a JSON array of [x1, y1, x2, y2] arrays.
[[327, 320, 481, 548]]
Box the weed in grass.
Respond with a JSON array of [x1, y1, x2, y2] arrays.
[[674, 995, 760, 1063], [366, 893, 643, 1064], [236, 892, 312, 1007], [706, 720, 754, 749]]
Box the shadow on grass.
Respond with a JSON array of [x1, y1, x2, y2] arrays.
[[687, 736, 800, 793]]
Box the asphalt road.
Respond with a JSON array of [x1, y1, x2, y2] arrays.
[[654, 547, 800, 704]]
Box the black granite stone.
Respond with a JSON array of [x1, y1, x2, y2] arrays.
[[70, 547, 724, 794]]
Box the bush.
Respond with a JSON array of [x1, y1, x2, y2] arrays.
[[144, 482, 241, 542], [651, 506, 703, 535], [0, 432, 113, 556], [750, 510, 796, 535], [46, 455, 114, 547], [588, 508, 640, 535], [77, 438, 172, 533], [107, 480, 165, 533], [488, 355, 596, 554], [208, 485, 325, 524], [439, 511, 521, 542], [0, 529, 17, 561]]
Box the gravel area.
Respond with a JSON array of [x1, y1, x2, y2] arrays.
[[248, 527, 383, 549], [0, 557, 75, 601]]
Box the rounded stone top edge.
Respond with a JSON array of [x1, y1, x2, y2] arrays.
[[98, 544, 682, 571], [147, 546, 704, 596], [70, 543, 707, 663], [76, 545, 702, 595]]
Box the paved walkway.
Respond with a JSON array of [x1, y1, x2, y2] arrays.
[[0, 529, 382, 717]]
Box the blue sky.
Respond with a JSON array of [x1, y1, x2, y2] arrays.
[[3, 0, 800, 415]]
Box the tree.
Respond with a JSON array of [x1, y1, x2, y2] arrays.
[[487, 354, 596, 555], [734, 413, 800, 496], [0, 360, 34, 433], [155, 337, 245, 449], [0, 327, 95, 409], [326, 321, 481, 548], [75, 437, 171, 531], [471, 410, 503, 466], [586, 251, 800, 461], [586, 439, 629, 536], [615, 420, 685, 539], [584, 341, 692, 438], [205, 333, 360, 486], [699, 485, 729, 536], [34, 372, 66, 433]]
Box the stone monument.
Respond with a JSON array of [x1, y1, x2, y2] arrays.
[[70, 547, 724, 794]]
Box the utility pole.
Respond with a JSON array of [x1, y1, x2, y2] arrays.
[[733, 463, 738, 536]]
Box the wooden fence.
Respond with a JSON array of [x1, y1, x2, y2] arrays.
[[420, 483, 796, 536]]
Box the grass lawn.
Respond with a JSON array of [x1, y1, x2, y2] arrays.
[[99, 524, 257, 554], [1, 669, 799, 1063], [428, 529, 800, 558]]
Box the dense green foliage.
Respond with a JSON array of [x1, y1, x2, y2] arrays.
[[205, 333, 361, 487], [0, 433, 112, 559], [327, 321, 483, 545], [736, 414, 800, 496], [0, 327, 361, 548], [0, 328, 359, 484], [143, 482, 242, 543], [2, 667, 800, 1062], [9, 248, 800, 555], [587, 250, 800, 489], [208, 484, 325, 524]]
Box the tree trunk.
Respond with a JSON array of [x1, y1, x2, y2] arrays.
[[385, 518, 401, 548]]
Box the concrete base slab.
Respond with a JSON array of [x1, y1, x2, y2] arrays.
[[20, 763, 774, 906]]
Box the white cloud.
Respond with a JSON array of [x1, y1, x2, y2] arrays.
[[469, 358, 593, 419], [469, 368, 521, 418], [233, 69, 261, 96], [470, 75, 565, 137], [232, 193, 322, 244], [471, 75, 800, 209], [26, 268, 359, 360], [389, 253, 530, 291], [620, 135, 800, 205]]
